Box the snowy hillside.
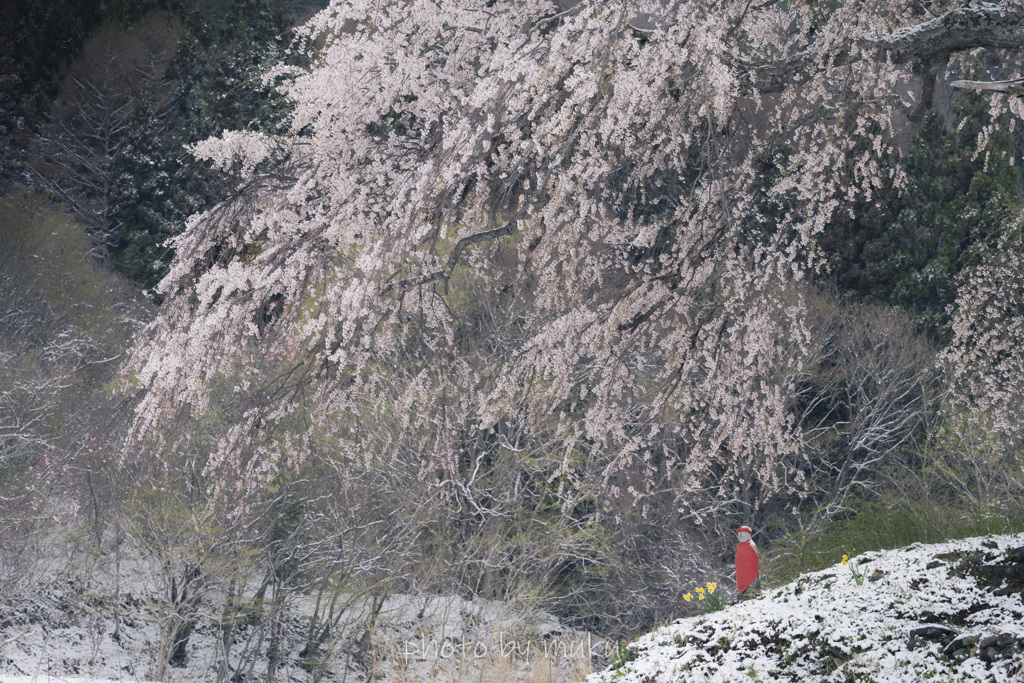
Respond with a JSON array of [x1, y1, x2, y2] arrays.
[[588, 533, 1024, 683], [0, 536, 593, 683]]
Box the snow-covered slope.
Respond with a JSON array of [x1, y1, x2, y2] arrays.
[[587, 533, 1024, 683], [0, 536, 592, 683], [0, 678, 150, 683]]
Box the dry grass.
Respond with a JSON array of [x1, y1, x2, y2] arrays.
[[366, 621, 595, 682]]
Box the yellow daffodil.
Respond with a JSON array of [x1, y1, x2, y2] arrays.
[[842, 555, 848, 565], [696, 587, 705, 594], [698, 592, 705, 600], [708, 584, 716, 594], [684, 593, 692, 601]]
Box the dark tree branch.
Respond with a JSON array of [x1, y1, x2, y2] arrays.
[[383, 222, 515, 293], [951, 77, 1024, 95], [882, 2, 1024, 64], [741, 2, 1024, 94]]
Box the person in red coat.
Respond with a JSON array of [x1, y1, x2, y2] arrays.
[[735, 525, 759, 597]]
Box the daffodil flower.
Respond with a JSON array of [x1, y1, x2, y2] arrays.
[[684, 593, 692, 601], [842, 555, 848, 565]]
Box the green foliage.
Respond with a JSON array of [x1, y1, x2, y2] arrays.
[[0, 33, 22, 181], [844, 555, 864, 586], [108, 96, 181, 288], [763, 469, 1024, 589], [770, 94, 1024, 595], [6, 1, 317, 294], [701, 587, 727, 613], [610, 643, 636, 670], [0, 192, 143, 351], [820, 98, 1022, 340], [3, 0, 104, 98]]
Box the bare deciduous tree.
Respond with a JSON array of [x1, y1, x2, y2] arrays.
[[791, 292, 942, 525], [29, 16, 178, 254]]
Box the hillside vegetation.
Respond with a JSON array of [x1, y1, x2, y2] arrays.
[[1, 3, 1023, 680]]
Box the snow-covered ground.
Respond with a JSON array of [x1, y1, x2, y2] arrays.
[[7, 532, 1023, 682], [0, 533, 597, 683], [0, 583, 596, 682], [0, 584, 595, 683], [588, 532, 1024, 683], [0, 678, 153, 682]]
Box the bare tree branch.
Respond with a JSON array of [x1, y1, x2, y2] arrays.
[[951, 77, 1024, 95], [743, 2, 1024, 94], [383, 222, 515, 293]]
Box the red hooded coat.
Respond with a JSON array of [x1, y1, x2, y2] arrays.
[[736, 540, 759, 594]]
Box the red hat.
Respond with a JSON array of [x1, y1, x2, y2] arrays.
[[737, 526, 752, 533]]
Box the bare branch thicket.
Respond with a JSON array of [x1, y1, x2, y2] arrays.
[[0, 193, 151, 629], [28, 17, 178, 256], [787, 292, 942, 528]]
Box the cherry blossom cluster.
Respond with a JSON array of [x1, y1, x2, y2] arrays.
[[122, 0, 1022, 516]]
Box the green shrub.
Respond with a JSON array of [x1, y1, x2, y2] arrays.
[[765, 491, 1024, 588]]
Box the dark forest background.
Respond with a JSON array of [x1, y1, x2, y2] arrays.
[[1, 0, 323, 293]]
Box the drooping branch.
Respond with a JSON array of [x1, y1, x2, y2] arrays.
[[124, 0, 1024, 523]]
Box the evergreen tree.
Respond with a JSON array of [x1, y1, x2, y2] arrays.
[[107, 0, 300, 295], [3, 0, 310, 293], [821, 94, 1021, 340], [2, 0, 104, 99]]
